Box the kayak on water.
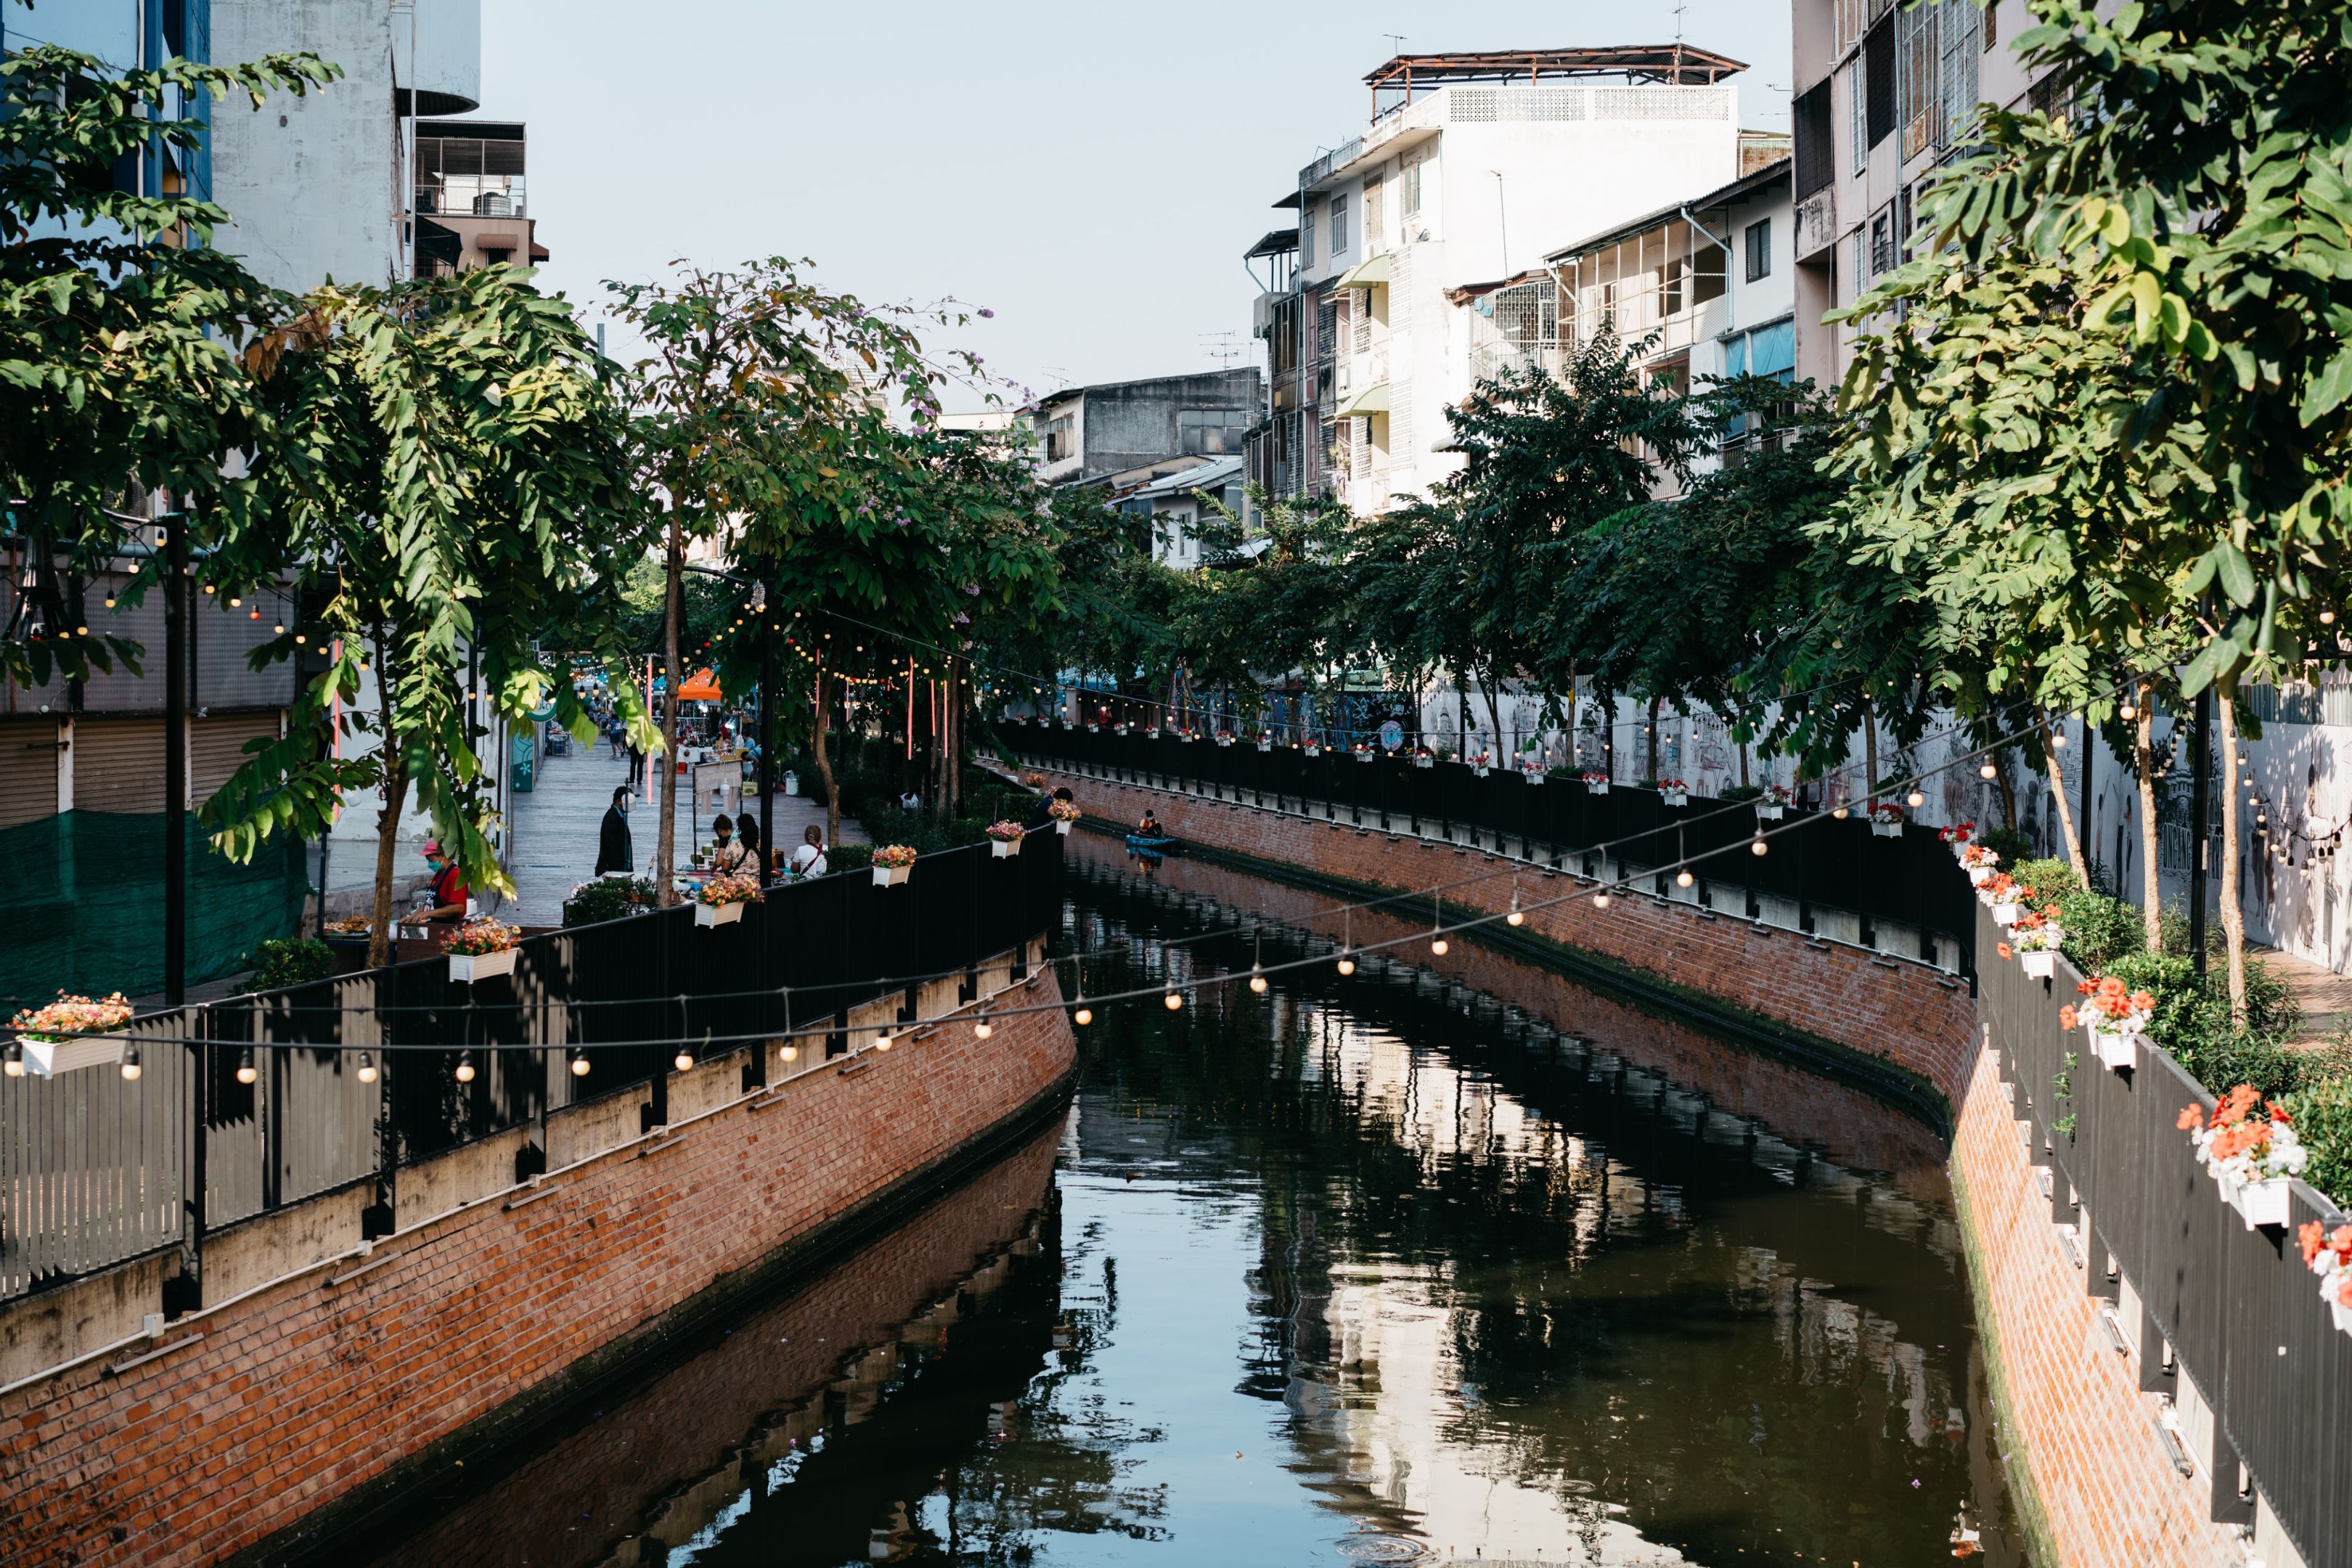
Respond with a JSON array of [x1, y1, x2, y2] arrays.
[[1125, 833, 1180, 854]]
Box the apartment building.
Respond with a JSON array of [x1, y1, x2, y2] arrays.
[[413, 119, 548, 276], [1033, 372, 1262, 488], [1245, 46, 1751, 518], [1540, 152, 1794, 486]]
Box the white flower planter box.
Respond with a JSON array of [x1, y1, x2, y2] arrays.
[[1145, 730, 1161, 740], [1661, 790, 1687, 807], [1473, 766, 1491, 779], [17, 1032, 130, 1078], [1054, 820, 1072, 836], [1967, 865, 1993, 886], [2231, 1175, 2292, 1229], [1585, 780, 1609, 796], [449, 948, 518, 984], [1216, 738, 1233, 748], [1522, 771, 1545, 786], [1355, 751, 1374, 763], [2330, 1297, 2352, 1336], [872, 864, 912, 887], [1303, 746, 1321, 757], [1062, 720, 1075, 730], [1871, 820, 1903, 838], [2088, 1026, 2138, 1071], [1413, 758, 1434, 769], [2020, 949, 2057, 979], [1257, 740, 1273, 752], [991, 838, 1023, 858], [1087, 724, 1099, 732], [695, 899, 746, 928], [1992, 899, 2021, 926], [1757, 804, 1784, 820]]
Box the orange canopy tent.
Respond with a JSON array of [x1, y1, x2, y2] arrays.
[[676, 669, 724, 701]]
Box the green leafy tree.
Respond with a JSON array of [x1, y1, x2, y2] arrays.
[[0, 36, 335, 689], [203, 268, 642, 965]]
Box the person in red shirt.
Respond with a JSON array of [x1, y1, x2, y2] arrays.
[[419, 840, 469, 922]]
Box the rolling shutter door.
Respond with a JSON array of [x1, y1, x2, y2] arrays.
[[193, 712, 282, 801], [0, 719, 62, 828], [73, 717, 169, 814]]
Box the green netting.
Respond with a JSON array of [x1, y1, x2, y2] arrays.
[[0, 811, 308, 1013]]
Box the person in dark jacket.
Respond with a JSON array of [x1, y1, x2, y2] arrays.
[[1026, 785, 1073, 830], [596, 786, 634, 875]]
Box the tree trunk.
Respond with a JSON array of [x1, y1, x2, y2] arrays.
[[1994, 751, 2019, 830], [656, 513, 682, 907], [2219, 685, 2247, 1025], [949, 656, 965, 814], [365, 627, 404, 970], [1481, 667, 1504, 751], [813, 662, 840, 851], [2135, 686, 2163, 952], [1863, 700, 1879, 801], [1645, 694, 1661, 783], [2038, 713, 2088, 879]]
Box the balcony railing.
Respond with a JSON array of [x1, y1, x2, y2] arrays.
[[415, 177, 528, 219]]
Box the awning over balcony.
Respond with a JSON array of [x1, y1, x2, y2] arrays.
[[1333, 253, 1391, 291], [1333, 381, 1389, 418]]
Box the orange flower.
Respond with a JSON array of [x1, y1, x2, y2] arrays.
[[2271, 1103, 2293, 1125], [1997, 942, 2014, 960], [2303, 1220, 2327, 1266], [2338, 1273, 2352, 1309], [2178, 1104, 2205, 1131], [2059, 1005, 2080, 1031], [2076, 979, 2098, 997], [2096, 976, 2127, 1000], [2128, 991, 2155, 1013]]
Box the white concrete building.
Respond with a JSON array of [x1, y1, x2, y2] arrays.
[[1247, 46, 1752, 519]]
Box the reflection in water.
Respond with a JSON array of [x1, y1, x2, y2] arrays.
[[365, 846, 2023, 1567]]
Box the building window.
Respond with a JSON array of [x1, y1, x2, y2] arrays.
[[1744, 218, 1771, 282], [1330, 192, 1352, 257], [1180, 409, 1249, 456], [1869, 207, 1894, 277], [1302, 208, 1316, 269], [1793, 81, 1834, 200], [1865, 15, 1898, 150], [1847, 60, 1869, 174], [1402, 155, 1423, 217], [1364, 174, 1384, 252]]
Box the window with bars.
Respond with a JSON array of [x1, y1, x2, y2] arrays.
[[1402, 152, 1424, 217], [1794, 81, 1835, 200], [1363, 175, 1384, 252], [1896, 2, 1938, 160], [1744, 218, 1772, 282], [1865, 15, 1897, 150], [1847, 60, 1869, 173], [1330, 193, 1352, 258]]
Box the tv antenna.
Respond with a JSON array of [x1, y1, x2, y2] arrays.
[[1382, 32, 1407, 54], [1199, 331, 1246, 369]]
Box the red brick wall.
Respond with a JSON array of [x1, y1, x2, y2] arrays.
[[1049, 771, 1974, 1107], [1041, 766, 2241, 1568], [0, 979, 1075, 1568]]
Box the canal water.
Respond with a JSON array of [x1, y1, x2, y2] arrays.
[[353, 842, 2025, 1568]]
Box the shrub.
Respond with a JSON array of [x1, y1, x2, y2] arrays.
[[563, 876, 656, 928], [2011, 857, 2083, 904], [2105, 951, 2306, 1102], [1718, 783, 1763, 802], [1979, 826, 2034, 866], [2055, 889, 2143, 974], [830, 842, 875, 873], [247, 937, 332, 992], [2290, 1074, 2352, 1206]]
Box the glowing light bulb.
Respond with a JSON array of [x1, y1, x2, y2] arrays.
[[1833, 805, 1850, 820], [1507, 897, 1527, 926], [875, 1033, 894, 1051], [2120, 703, 2138, 721], [119, 1048, 141, 1082], [229, 596, 241, 608], [1752, 837, 1770, 856], [1979, 762, 1998, 780], [1593, 893, 1612, 910], [1906, 790, 1926, 808], [2324, 611, 2338, 626], [1249, 970, 1268, 993], [571, 1050, 592, 1076], [674, 1049, 695, 1072], [975, 1016, 994, 1039], [1677, 868, 1694, 889], [357, 1052, 377, 1085], [454, 1052, 476, 1084], [203, 583, 215, 595], [104, 595, 116, 609], [1336, 954, 1356, 976], [273, 622, 286, 634], [1164, 991, 1184, 1010], [2, 1044, 21, 1077], [236, 1049, 258, 1086], [2051, 732, 2067, 749], [1073, 1005, 1093, 1026]]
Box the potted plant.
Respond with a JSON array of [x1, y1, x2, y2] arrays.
[[1657, 776, 1689, 807], [1048, 798, 1082, 836], [2009, 912, 2067, 979], [1521, 757, 1546, 785], [1112, 722, 1128, 735], [695, 871, 761, 927], [1087, 722, 1100, 732], [1257, 732, 1273, 752], [2061, 974, 2154, 1070], [9, 991, 134, 1077], [444, 919, 522, 983], [1867, 802, 1906, 838], [1215, 729, 1235, 748], [1961, 844, 2001, 886], [987, 820, 1027, 858], [1413, 747, 1435, 769], [2181, 1085, 2307, 1228], [2297, 1222, 2352, 1336], [1021, 771, 1048, 789], [1757, 783, 1793, 821], [1177, 727, 1195, 743], [1144, 725, 1161, 739], [1350, 741, 1373, 761], [1467, 749, 1493, 777], [1940, 820, 1976, 858], [1581, 769, 1610, 796], [871, 843, 918, 887], [1303, 740, 1322, 756], [1979, 872, 2029, 926]]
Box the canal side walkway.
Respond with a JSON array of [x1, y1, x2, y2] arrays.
[[502, 739, 865, 927]]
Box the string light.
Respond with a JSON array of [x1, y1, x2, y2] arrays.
[[1336, 950, 1356, 976], [1978, 762, 1998, 780], [1751, 835, 1770, 856], [1832, 804, 1850, 819], [237, 1048, 258, 1086], [104, 594, 116, 609], [454, 1050, 476, 1084], [3, 1042, 22, 1077], [1593, 891, 1612, 909], [974, 1011, 994, 1039], [1072, 1000, 1093, 1026], [2120, 701, 2138, 721], [356, 1051, 378, 1085], [674, 1048, 695, 1071], [1163, 989, 1183, 1010], [1507, 890, 1526, 926], [119, 1048, 141, 1082], [1676, 868, 1694, 889], [875, 1032, 894, 1051], [1906, 789, 1926, 807]]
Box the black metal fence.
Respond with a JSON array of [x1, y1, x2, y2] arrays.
[[0, 833, 1065, 1304], [1012, 722, 1977, 975], [1977, 902, 2352, 1565]]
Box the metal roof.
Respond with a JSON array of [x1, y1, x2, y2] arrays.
[[1244, 229, 1300, 260], [1540, 155, 1792, 266], [1364, 45, 1748, 91]]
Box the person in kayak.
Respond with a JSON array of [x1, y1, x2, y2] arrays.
[[1136, 809, 1162, 838]]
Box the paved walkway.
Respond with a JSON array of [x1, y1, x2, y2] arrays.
[[2251, 944, 2352, 1045], [503, 738, 864, 927]]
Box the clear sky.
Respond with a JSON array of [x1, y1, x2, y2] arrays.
[[481, 0, 1792, 410]]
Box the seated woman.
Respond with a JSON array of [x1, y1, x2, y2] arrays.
[[789, 825, 828, 878], [709, 814, 747, 873]]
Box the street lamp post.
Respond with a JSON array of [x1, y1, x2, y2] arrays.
[[162, 510, 187, 1005], [758, 574, 776, 878]]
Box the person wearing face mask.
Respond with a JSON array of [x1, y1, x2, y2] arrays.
[[418, 841, 469, 922], [597, 785, 635, 876]]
